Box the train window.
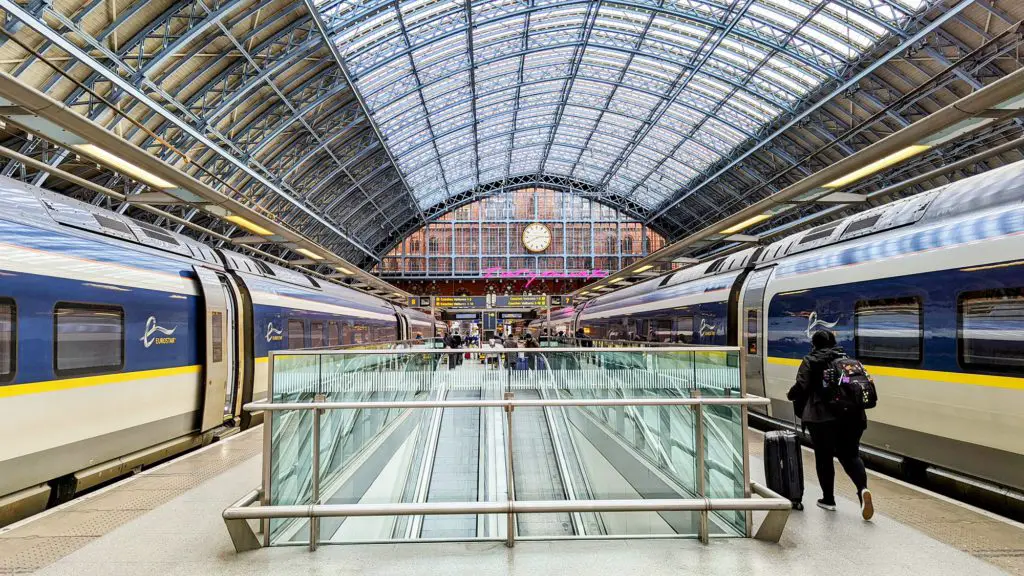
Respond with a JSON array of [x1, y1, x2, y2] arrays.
[[327, 321, 340, 347], [854, 297, 922, 366], [287, 320, 305, 350], [959, 288, 1024, 375], [310, 322, 324, 348], [211, 312, 223, 363], [54, 304, 124, 377], [675, 315, 694, 344], [0, 300, 14, 383]]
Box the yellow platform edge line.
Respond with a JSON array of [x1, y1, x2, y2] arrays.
[[766, 356, 1024, 390], [0, 365, 202, 398]]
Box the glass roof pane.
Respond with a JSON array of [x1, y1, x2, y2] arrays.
[[326, 0, 938, 211]]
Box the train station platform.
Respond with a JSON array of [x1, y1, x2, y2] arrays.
[[3, 348, 1023, 576]]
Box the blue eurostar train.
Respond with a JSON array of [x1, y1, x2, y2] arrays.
[[571, 160, 1024, 508], [0, 175, 435, 526]]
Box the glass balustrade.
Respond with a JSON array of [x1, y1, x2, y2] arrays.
[[261, 346, 754, 546]]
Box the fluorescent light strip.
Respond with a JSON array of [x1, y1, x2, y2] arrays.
[[634, 265, 654, 273], [226, 215, 273, 237], [824, 145, 931, 189], [295, 248, 324, 261], [335, 266, 354, 275], [73, 144, 175, 189], [721, 214, 771, 235]]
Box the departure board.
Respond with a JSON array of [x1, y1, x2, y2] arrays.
[[494, 295, 548, 308], [433, 295, 487, 309]]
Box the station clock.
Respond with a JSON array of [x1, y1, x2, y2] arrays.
[[522, 222, 552, 253]]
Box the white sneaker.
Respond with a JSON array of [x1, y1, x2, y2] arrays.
[[816, 499, 837, 511], [860, 489, 874, 520]]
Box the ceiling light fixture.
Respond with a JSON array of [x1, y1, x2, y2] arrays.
[[226, 215, 273, 237], [72, 143, 175, 189], [720, 214, 771, 235], [295, 248, 324, 261], [823, 145, 931, 189]]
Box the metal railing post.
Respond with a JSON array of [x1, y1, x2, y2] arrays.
[[262, 352, 275, 547], [310, 393, 324, 551], [739, 349, 752, 537], [694, 389, 708, 544], [504, 391, 515, 548]]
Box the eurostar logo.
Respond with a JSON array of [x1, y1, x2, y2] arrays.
[[266, 322, 284, 343], [699, 318, 718, 336], [805, 311, 839, 339], [141, 316, 177, 348]]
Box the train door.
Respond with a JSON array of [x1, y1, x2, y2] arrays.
[[194, 266, 240, 431], [738, 266, 774, 409], [219, 276, 239, 417]]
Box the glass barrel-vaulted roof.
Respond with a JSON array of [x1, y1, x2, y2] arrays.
[[317, 0, 931, 212]]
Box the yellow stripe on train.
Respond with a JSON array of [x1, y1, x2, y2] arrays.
[[0, 365, 202, 399], [766, 356, 1024, 390]]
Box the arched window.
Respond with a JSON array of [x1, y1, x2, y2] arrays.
[[428, 236, 440, 253], [604, 236, 615, 254], [644, 235, 651, 253], [410, 239, 421, 253], [621, 236, 633, 253]]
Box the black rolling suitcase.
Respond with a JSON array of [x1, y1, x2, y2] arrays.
[[764, 427, 804, 510]]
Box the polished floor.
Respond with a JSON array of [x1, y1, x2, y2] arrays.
[[1, 425, 1022, 575]]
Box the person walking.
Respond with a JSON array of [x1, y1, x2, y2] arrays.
[[789, 329, 874, 519], [503, 332, 517, 372], [523, 332, 538, 370]]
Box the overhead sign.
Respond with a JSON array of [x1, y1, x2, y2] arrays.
[[498, 311, 537, 320], [434, 295, 487, 309], [494, 295, 548, 308], [550, 295, 572, 306], [408, 296, 431, 307]]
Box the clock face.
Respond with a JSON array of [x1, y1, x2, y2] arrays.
[[522, 223, 552, 253]]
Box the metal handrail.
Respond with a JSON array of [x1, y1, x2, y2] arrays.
[[225, 492, 792, 520], [269, 345, 742, 356], [222, 482, 793, 551], [245, 396, 769, 412]]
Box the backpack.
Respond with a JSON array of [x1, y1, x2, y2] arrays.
[[822, 356, 877, 411]]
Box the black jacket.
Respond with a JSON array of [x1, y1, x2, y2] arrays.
[[788, 345, 864, 425]]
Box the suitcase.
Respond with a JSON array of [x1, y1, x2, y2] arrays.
[[764, 429, 804, 510]]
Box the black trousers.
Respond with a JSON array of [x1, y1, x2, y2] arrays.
[[806, 418, 868, 502]]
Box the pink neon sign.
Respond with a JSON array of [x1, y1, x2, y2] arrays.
[[482, 266, 608, 288]]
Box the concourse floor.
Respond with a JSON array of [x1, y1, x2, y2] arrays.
[[1, 424, 1022, 576]]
